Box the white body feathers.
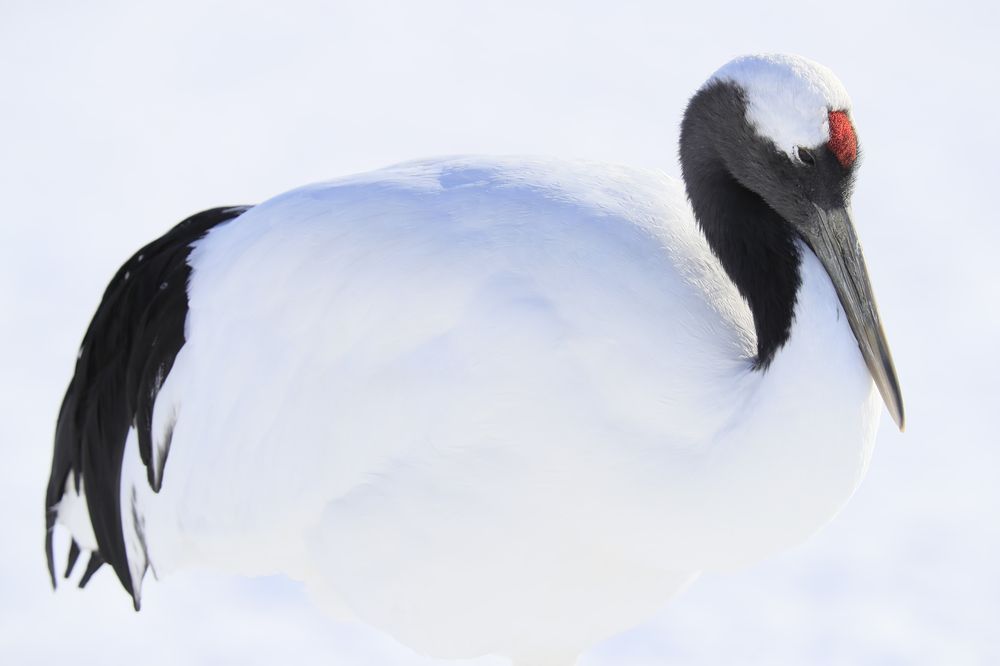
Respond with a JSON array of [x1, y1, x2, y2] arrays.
[[55, 156, 885, 663]]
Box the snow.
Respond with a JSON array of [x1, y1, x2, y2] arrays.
[[1, 0, 997, 663]]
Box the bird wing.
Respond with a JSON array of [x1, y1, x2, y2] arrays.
[[52, 156, 756, 607], [46, 205, 251, 601]]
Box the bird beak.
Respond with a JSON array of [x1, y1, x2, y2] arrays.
[[804, 204, 905, 431]]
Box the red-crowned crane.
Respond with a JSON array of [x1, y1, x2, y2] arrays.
[[47, 54, 903, 666]]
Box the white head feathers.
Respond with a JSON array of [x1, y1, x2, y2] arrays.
[[709, 54, 853, 158]]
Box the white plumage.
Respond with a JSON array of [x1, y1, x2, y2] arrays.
[[50, 55, 899, 666], [712, 53, 853, 157]]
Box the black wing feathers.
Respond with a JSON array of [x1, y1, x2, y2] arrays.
[[45, 206, 251, 597]]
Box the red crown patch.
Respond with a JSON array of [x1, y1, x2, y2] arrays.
[[828, 110, 857, 167]]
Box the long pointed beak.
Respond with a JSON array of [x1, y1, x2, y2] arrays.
[[805, 204, 905, 430]]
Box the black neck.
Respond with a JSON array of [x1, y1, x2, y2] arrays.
[[679, 84, 802, 368]]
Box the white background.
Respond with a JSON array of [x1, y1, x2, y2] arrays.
[[1, 1, 997, 663]]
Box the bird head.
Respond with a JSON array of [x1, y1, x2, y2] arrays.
[[680, 54, 904, 430]]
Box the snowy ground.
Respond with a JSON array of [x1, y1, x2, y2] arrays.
[[1, 1, 997, 663]]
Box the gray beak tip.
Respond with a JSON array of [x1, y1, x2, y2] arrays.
[[891, 405, 905, 432], [874, 353, 904, 433]]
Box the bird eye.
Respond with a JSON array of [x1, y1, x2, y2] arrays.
[[796, 146, 815, 166]]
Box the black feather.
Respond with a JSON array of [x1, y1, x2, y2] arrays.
[[64, 539, 81, 579], [45, 206, 251, 599], [78, 552, 105, 589]]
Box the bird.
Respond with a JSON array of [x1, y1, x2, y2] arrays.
[[45, 53, 903, 666]]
